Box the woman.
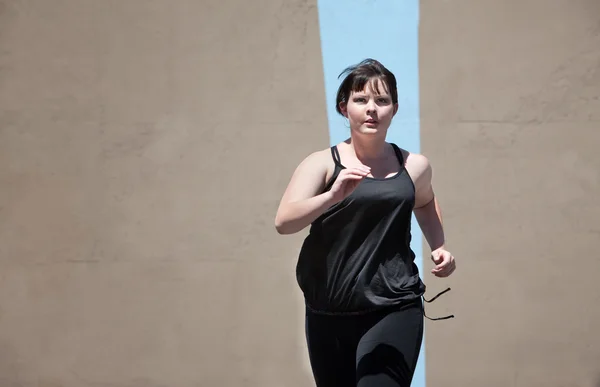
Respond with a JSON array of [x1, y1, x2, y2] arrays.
[[274, 59, 456, 387]]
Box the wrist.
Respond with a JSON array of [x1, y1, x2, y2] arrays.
[[321, 190, 337, 206], [431, 243, 446, 252]]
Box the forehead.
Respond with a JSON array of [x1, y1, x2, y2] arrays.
[[352, 78, 391, 95]]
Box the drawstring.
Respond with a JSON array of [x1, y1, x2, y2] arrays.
[[422, 287, 455, 321]]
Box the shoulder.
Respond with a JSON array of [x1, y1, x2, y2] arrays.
[[277, 147, 336, 207], [390, 144, 431, 174], [396, 148, 432, 186], [405, 152, 431, 175], [291, 146, 336, 183], [297, 147, 334, 169]]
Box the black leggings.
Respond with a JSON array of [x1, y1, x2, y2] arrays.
[[305, 300, 424, 387]]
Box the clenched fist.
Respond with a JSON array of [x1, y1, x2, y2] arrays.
[[430, 248, 456, 277]]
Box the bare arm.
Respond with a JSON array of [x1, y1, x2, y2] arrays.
[[412, 158, 445, 251], [274, 151, 336, 235], [407, 153, 456, 277]]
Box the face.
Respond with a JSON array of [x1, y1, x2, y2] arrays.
[[339, 78, 398, 137]]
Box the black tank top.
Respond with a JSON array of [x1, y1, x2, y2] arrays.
[[296, 143, 426, 315]]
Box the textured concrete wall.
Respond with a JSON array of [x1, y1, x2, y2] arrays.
[[419, 1, 600, 386], [0, 0, 321, 385], [1, 0, 599, 386]]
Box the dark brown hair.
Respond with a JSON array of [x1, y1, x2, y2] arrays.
[[335, 58, 398, 116]]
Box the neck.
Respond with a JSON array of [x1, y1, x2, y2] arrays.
[[345, 135, 386, 161]]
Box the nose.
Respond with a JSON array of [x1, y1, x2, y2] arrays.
[[366, 99, 376, 113]]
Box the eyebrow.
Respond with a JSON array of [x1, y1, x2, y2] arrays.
[[352, 93, 391, 98]]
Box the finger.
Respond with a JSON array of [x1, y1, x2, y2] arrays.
[[433, 257, 450, 269], [345, 167, 370, 176], [431, 253, 446, 264], [435, 265, 455, 278], [341, 170, 370, 180], [353, 164, 371, 171], [435, 262, 456, 277], [437, 263, 454, 274], [432, 257, 453, 273], [436, 259, 454, 271]]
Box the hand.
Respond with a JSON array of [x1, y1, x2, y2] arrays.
[[329, 166, 370, 203], [430, 248, 456, 277]]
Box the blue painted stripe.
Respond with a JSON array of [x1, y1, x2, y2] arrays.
[[316, 1, 425, 386]]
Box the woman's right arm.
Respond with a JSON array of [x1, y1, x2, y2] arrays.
[[274, 151, 335, 235]]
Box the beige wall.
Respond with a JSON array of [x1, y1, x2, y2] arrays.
[[420, 1, 600, 386], [1, 0, 321, 385], [0, 0, 599, 386]]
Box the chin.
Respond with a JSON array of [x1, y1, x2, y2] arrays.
[[351, 124, 387, 137], [359, 127, 382, 135]]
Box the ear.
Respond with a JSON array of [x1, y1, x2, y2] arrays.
[[339, 101, 348, 118], [392, 103, 399, 116]]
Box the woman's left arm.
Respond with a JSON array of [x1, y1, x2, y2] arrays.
[[410, 155, 456, 278]]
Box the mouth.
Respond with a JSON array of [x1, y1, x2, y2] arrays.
[[364, 119, 378, 125]]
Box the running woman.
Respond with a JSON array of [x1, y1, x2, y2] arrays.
[[275, 59, 456, 387]]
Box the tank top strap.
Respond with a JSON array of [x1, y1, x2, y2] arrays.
[[330, 145, 343, 167], [390, 143, 405, 166], [324, 146, 344, 192]]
